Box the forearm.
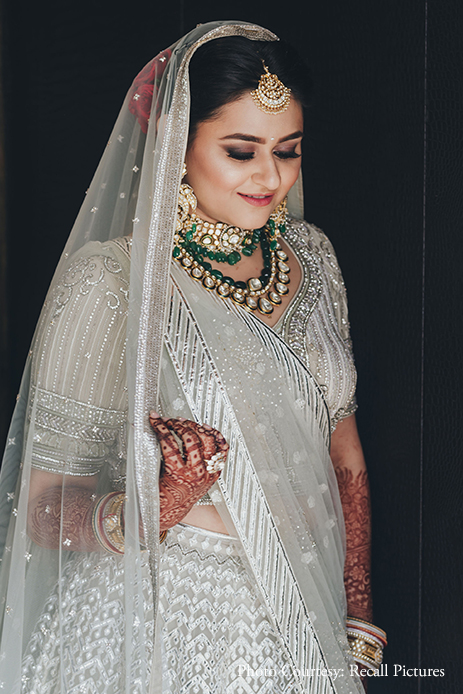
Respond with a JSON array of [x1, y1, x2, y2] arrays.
[[27, 417, 227, 551], [28, 486, 101, 552], [330, 414, 373, 622], [335, 466, 373, 622]]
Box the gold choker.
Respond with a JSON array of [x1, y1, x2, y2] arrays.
[[173, 222, 291, 316]]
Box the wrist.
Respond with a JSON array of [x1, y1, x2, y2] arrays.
[[92, 492, 125, 554]]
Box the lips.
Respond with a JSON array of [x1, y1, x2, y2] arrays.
[[238, 193, 274, 207]]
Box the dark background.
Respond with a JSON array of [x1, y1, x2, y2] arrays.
[[1, 1, 462, 691]]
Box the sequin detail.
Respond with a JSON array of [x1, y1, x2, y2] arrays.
[[160, 524, 298, 693], [275, 220, 358, 430], [30, 243, 130, 479], [21, 525, 299, 693], [21, 551, 154, 693]]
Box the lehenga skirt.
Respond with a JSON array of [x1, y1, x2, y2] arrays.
[[21, 524, 297, 693]]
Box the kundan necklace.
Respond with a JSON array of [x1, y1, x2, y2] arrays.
[[173, 206, 291, 316]]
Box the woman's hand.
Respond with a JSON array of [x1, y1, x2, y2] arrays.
[[149, 414, 229, 531]]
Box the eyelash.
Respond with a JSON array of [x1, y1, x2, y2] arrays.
[[226, 149, 301, 161]]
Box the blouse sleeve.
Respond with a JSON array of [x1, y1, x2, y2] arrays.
[[308, 224, 358, 428], [29, 240, 130, 479]]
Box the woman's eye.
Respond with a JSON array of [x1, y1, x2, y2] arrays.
[[226, 150, 255, 161], [274, 150, 301, 160], [225, 148, 301, 161]]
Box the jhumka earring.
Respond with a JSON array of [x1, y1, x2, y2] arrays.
[[250, 62, 291, 115], [268, 196, 288, 231], [176, 163, 198, 233]]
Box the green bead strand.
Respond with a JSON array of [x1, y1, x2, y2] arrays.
[[227, 251, 241, 265]]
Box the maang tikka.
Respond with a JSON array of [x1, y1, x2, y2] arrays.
[[250, 62, 291, 115]]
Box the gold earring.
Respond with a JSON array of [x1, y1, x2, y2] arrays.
[[177, 163, 197, 233], [268, 196, 288, 232]]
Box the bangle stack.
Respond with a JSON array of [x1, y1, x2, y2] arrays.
[[93, 492, 169, 554], [346, 617, 387, 672], [92, 492, 126, 554]]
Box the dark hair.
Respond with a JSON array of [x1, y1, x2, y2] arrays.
[[188, 36, 312, 139]]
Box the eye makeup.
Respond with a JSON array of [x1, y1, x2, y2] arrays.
[[226, 149, 255, 161], [225, 147, 301, 161]]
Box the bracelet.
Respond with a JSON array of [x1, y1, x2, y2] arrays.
[[195, 492, 214, 506], [92, 492, 125, 555], [346, 617, 387, 672], [93, 493, 169, 553]]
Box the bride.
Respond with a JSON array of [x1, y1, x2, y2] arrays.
[[0, 20, 385, 693]]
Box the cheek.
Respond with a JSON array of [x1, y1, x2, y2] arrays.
[[281, 163, 302, 195], [190, 151, 246, 195], [214, 163, 247, 192]]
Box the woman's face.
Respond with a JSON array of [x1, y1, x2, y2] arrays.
[[185, 93, 303, 229]]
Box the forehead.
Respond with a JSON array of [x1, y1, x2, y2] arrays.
[[194, 93, 303, 141]]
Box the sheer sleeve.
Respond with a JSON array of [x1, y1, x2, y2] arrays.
[[283, 220, 358, 430], [310, 224, 358, 426], [29, 239, 130, 482]]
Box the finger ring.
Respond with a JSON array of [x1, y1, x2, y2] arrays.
[[204, 451, 227, 473]]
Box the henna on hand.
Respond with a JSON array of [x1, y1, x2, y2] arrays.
[[28, 486, 100, 552], [149, 414, 228, 531], [335, 466, 373, 622]]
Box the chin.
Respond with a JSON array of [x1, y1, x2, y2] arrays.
[[225, 210, 272, 231], [198, 203, 274, 230]]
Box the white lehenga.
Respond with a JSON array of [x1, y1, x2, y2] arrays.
[[21, 524, 300, 694], [17, 218, 359, 693]]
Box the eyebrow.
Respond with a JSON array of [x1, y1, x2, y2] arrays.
[[219, 131, 303, 144]]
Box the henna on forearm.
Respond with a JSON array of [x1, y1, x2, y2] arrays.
[[28, 486, 101, 551], [335, 467, 373, 622]]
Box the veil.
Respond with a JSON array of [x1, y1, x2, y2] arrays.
[[0, 20, 362, 694]]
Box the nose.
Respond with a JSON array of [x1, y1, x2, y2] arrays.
[[252, 153, 281, 191]]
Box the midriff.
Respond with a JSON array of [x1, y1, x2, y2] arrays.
[[181, 504, 229, 534]]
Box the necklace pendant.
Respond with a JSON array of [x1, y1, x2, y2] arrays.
[[231, 289, 246, 305], [191, 266, 204, 280], [200, 234, 213, 247], [217, 284, 231, 297], [247, 277, 263, 292], [245, 296, 258, 311], [258, 297, 274, 315], [275, 282, 289, 295], [202, 276, 216, 290], [268, 291, 282, 305], [228, 230, 242, 246]]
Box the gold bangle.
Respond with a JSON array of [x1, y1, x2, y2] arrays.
[[346, 617, 387, 672], [92, 492, 125, 555]]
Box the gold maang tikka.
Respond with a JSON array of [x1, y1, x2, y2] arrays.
[[251, 62, 291, 115]]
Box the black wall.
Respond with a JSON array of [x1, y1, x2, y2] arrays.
[[1, 2, 462, 691]]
